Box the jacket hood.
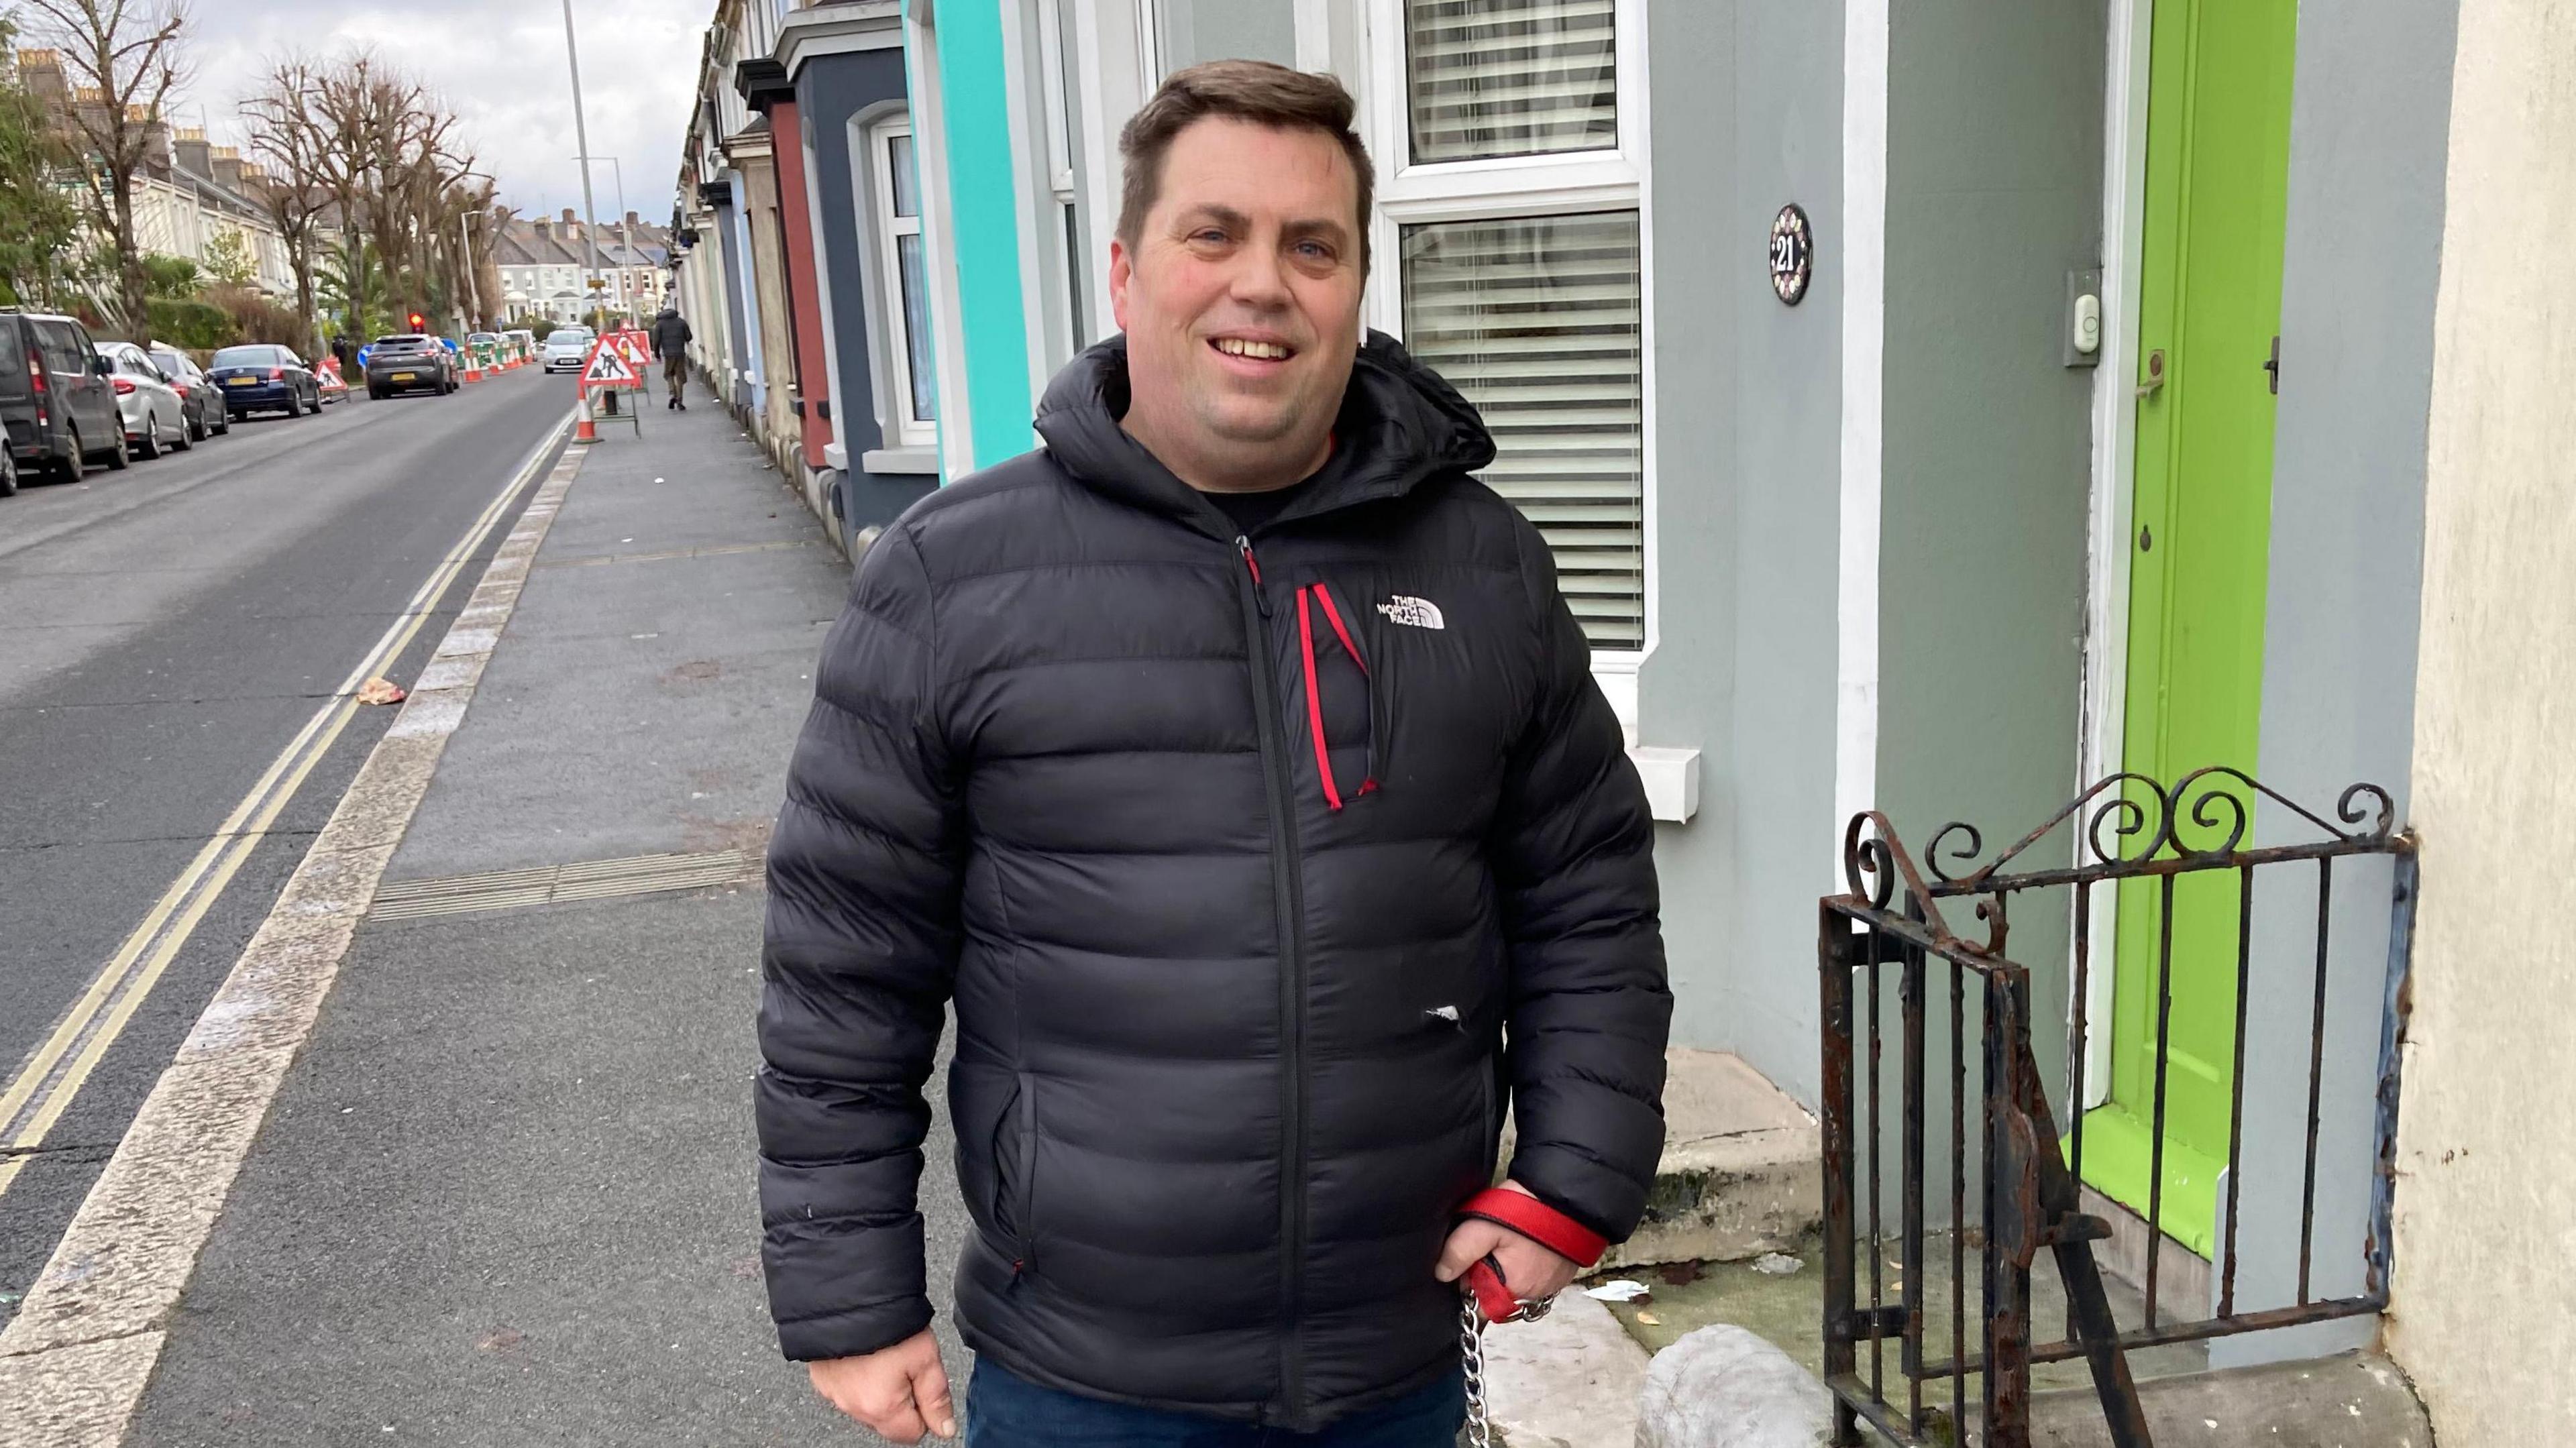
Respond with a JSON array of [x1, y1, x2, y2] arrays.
[[1032, 329, 1495, 535]]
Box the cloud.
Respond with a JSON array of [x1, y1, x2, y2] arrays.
[[180, 0, 708, 225]]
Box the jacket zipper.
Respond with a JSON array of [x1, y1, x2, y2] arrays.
[[1235, 535, 1309, 1419]]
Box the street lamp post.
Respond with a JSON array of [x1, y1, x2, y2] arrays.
[[559, 0, 605, 325]]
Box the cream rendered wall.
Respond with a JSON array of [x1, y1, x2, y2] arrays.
[[740, 156, 804, 472], [2384, 1, 2576, 1440]]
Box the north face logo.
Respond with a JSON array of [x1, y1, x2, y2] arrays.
[[1377, 595, 1445, 630]]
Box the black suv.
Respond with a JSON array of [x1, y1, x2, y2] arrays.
[[0, 311, 129, 489], [364, 335, 458, 398]]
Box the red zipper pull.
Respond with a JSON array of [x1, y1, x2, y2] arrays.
[[1238, 536, 1271, 616]]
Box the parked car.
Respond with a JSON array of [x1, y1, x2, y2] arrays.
[[541, 327, 596, 373], [502, 328, 536, 359], [0, 310, 129, 483], [95, 342, 190, 458], [364, 335, 458, 398], [148, 345, 227, 441], [207, 343, 323, 419]]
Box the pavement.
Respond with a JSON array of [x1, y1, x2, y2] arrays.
[[0, 371, 574, 1333], [94, 398, 967, 1445]]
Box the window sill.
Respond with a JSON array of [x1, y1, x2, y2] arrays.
[[861, 446, 940, 476], [1629, 746, 1701, 824]]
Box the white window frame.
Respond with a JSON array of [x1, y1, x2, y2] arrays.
[[867, 113, 938, 449], [1034, 0, 1089, 363], [1355, 0, 1660, 695]]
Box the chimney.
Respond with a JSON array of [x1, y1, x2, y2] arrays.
[[624, 210, 640, 230], [174, 127, 211, 179], [15, 50, 67, 106], [209, 144, 242, 191], [532, 217, 551, 239]]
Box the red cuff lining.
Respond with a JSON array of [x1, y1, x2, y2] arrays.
[[1456, 1186, 1609, 1268]]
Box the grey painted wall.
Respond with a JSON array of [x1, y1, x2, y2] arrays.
[[1638, 0, 1846, 1101], [1158, 0, 1298, 70], [1874, 0, 2104, 1103], [2221, 0, 2457, 1368], [796, 44, 936, 525]]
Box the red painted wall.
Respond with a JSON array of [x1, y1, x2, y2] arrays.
[[769, 98, 835, 471]]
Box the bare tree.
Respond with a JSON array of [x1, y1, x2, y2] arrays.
[[21, 0, 189, 335], [241, 56, 334, 350], [241, 50, 488, 341]]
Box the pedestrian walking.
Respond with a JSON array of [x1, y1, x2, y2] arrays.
[[759, 60, 1670, 1448], [649, 304, 692, 410]]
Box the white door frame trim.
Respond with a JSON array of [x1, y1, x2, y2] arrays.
[[2074, 0, 2158, 1111], [1833, 0, 1888, 889]]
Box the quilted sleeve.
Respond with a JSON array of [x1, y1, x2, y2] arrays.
[[1489, 520, 1673, 1243], [757, 523, 965, 1361]]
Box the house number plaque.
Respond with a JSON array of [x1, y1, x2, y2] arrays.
[[1769, 204, 1813, 306]]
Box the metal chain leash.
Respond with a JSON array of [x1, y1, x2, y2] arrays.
[[1458, 1292, 1494, 1448]]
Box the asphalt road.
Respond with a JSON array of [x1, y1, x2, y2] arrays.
[[0, 369, 574, 1325]]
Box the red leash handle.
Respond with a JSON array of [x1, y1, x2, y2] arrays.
[[1456, 1187, 1609, 1268], [1463, 1256, 1523, 1323]]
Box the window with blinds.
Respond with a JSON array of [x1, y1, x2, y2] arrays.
[[1400, 211, 1644, 649], [1405, 0, 1618, 165]]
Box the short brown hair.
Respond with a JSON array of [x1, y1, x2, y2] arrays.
[[1116, 60, 1376, 272]]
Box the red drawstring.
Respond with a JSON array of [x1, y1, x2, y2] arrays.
[[1312, 583, 1377, 800], [1296, 588, 1344, 811], [1295, 584, 1377, 812], [1311, 583, 1368, 677]]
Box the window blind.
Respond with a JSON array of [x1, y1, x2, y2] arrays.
[[1405, 0, 1617, 165], [1400, 211, 1644, 649]]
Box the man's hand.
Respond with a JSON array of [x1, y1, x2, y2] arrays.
[[1434, 1180, 1582, 1307], [806, 1329, 958, 1443]]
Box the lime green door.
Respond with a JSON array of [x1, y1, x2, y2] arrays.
[[2085, 0, 2300, 1259]]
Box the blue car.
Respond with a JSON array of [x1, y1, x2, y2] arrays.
[[205, 343, 323, 419]]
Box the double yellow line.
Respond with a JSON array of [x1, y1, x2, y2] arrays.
[[0, 413, 572, 1203]]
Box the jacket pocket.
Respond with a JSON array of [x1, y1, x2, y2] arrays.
[[1290, 578, 1384, 811], [991, 1071, 1040, 1269], [1474, 1054, 1501, 1184]]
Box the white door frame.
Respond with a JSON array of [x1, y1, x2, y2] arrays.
[[2072, 0, 2158, 1113]]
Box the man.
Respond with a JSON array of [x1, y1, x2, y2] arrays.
[[760, 60, 1670, 1447], [649, 304, 692, 409]]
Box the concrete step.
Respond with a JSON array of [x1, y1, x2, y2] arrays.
[[1505, 1048, 1820, 1269], [1613, 1049, 1819, 1269]]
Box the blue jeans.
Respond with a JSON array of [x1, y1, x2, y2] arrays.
[[963, 1358, 1466, 1447]]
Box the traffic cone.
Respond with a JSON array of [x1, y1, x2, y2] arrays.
[[462, 357, 483, 383], [574, 387, 598, 443]]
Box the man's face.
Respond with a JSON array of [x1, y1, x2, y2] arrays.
[[1110, 117, 1366, 486]]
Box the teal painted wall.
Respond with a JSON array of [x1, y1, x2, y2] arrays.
[[915, 0, 1035, 478]]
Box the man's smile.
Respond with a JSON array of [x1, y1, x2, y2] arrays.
[[1208, 332, 1299, 376]]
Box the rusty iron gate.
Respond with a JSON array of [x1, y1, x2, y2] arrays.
[[1818, 769, 2418, 1447]]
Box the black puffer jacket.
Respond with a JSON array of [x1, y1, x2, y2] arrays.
[[759, 333, 1670, 1431]]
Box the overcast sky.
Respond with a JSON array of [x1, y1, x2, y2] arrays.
[[182, 0, 708, 227]]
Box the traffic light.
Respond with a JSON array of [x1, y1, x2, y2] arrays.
[[408, 312, 426, 332]]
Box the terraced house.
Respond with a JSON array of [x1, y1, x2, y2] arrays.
[[669, 0, 934, 531], [672, 1, 2575, 1441]]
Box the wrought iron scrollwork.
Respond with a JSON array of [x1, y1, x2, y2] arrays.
[[1909, 770, 2398, 897], [1841, 809, 1957, 944]]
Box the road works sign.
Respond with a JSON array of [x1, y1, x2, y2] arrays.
[[610, 331, 650, 372], [580, 341, 641, 392]]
